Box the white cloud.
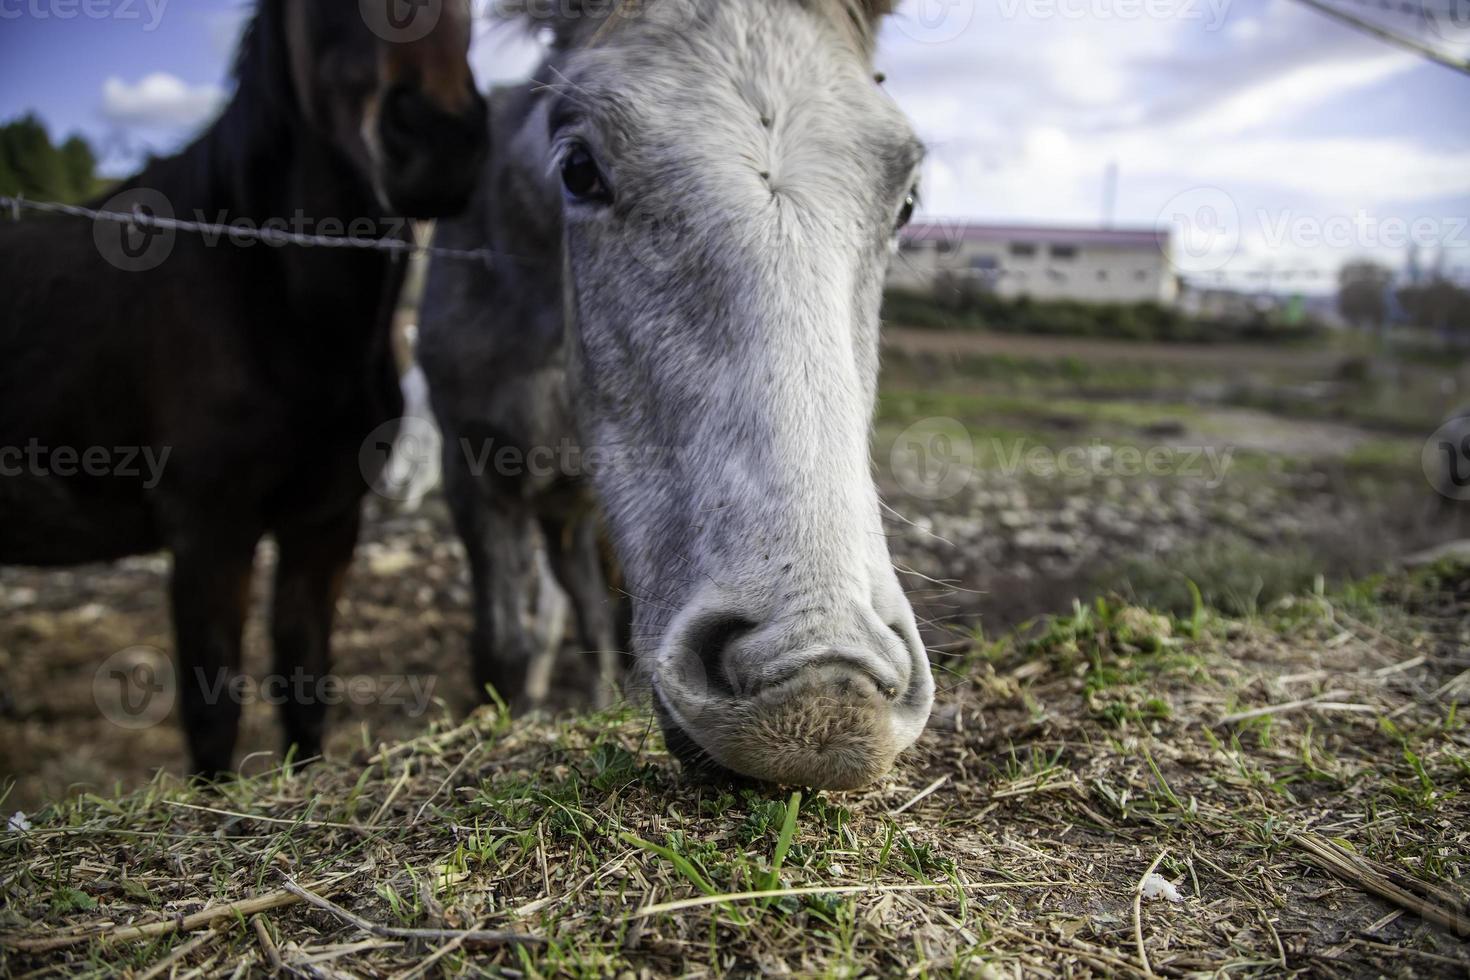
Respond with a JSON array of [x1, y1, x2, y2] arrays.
[[101, 73, 226, 129], [872, 0, 1470, 287], [1175, 52, 1417, 138]]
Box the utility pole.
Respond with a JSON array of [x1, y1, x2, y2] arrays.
[[1101, 160, 1118, 229]]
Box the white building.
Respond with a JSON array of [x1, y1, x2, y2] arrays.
[[889, 221, 1177, 305]]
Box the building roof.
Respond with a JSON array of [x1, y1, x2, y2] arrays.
[[902, 221, 1169, 250]]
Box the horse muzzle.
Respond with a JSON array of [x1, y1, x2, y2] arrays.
[[377, 81, 489, 219]]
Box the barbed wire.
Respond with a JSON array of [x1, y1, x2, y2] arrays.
[[1287, 0, 1470, 74], [1327, 0, 1467, 17], [0, 194, 509, 264], [10, 193, 1467, 289]]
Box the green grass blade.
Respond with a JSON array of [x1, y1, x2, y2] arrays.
[[761, 790, 802, 904]]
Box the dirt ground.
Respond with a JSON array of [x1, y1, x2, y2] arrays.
[[1, 560, 1467, 977]]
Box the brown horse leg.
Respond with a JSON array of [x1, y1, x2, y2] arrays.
[[170, 529, 260, 779], [270, 507, 362, 769]]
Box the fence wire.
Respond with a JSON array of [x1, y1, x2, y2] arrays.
[[0, 194, 509, 264]]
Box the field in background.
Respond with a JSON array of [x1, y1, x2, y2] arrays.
[[881, 287, 1330, 345], [878, 326, 1463, 635]]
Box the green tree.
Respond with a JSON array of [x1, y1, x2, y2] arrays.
[[58, 134, 99, 201], [1399, 277, 1470, 344], [0, 114, 65, 200], [0, 114, 102, 203], [0, 145, 17, 199]]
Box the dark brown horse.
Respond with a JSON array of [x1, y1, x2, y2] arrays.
[[0, 0, 487, 776]]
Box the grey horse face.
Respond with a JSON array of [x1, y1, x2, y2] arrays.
[[548, 0, 932, 788]]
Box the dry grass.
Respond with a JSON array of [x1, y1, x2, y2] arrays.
[[2, 562, 1469, 978]]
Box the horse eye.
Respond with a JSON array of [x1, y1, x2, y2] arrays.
[[896, 188, 917, 230], [561, 144, 611, 204]]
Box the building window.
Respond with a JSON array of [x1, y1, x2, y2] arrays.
[[1009, 242, 1036, 258], [1050, 244, 1078, 260]]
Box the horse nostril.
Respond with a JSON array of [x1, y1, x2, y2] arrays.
[[887, 618, 917, 652], [679, 615, 756, 698]]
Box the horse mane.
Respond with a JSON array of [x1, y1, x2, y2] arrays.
[[122, 0, 303, 214]]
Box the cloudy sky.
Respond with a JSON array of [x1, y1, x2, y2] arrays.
[[1, 0, 1467, 291]]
